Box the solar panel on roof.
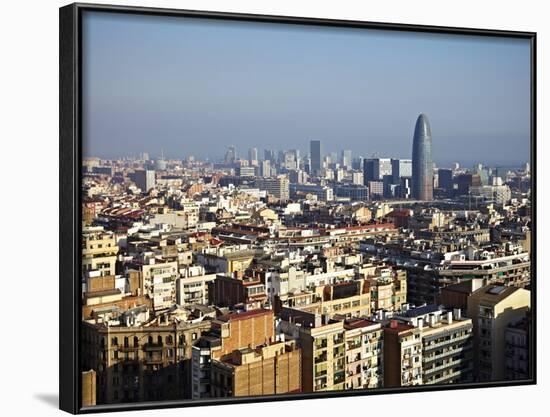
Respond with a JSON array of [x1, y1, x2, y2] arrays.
[[487, 285, 507, 295], [403, 304, 440, 317]]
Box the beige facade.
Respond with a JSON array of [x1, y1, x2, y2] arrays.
[[383, 321, 423, 387], [420, 314, 474, 385], [142, 261, 179, 311], [344, 319, 384, 389], [82, 370, 97, 407], [295, 318, 346, 392], [210, 341, 301, 397], [467, 285, 531, 382], [82, 226, 118, 278], [81, 320, 211, 404]]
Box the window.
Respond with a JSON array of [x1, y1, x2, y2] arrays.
[[124, 337, 129, 348], [134, 336, 139, 347], [112, 337, 118, 346]]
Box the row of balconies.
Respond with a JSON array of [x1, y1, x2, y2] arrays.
[[422, 334, 472, 352]]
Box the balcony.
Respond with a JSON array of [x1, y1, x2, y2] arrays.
[[314, 354, 328, 364], [423, 334, 471, 352], [119, 346, 139, 352], [315, 340, 328, 350], [424, 358, 465, 375], [145, 357, 163, 365], [144, 343, 163, 351], [333, 336, 345, 345], [423, 345, 472, 364], [333, 372, 346, 385]]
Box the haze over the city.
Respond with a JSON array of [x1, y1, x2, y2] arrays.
[[82, 11, 531, 167]]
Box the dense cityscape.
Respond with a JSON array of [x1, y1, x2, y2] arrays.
[[80, 114, 532, 406]]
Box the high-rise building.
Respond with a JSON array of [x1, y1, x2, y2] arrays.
[[363, 158, 392, 183], [155, 150, 167, 171], [248, 147, 258, 166], [131, 169, 156, 193], [225, 146, 237, 163], [341, 150, 352, 170], [310, 140, 322, 175], [288, 169, 308, 184], [260, 160, 271, 178], [264, 149, 275, 163], [391, 159, 412, 183], [255, 176, 290, 201], [363, 159, 375, 183], [351, 171, 364, 185], [438, 168, 453, 192], [412, 114, 433, 200]]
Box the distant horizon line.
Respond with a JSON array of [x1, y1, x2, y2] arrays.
[[83, 154, 529, 169]]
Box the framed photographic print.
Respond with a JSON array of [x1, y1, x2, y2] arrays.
[[59, 2, 536, 414]]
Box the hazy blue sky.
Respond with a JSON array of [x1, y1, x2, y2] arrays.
[[82, 11, 531, 167]]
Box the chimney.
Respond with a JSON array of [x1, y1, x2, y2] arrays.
[[390, 320, 398, 329], [446, 311, 453, 324], [428, 314, 436, 327], [417, 317, 424, 329], [453, 308, 462, 320]]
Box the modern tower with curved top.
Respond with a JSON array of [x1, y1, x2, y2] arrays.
[[412, 113, 433, 201]]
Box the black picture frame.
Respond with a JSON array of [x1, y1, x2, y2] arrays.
[[59, 3, 537, 414]]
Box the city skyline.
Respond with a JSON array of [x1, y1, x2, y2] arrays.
[[82, 12, 531, 166]]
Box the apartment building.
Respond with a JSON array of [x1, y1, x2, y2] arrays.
[[383, 320, 422, 387], [278, 309, 346, 392], [396, 305, 474, 385], [141, 261, 179, 312], [82, 226, 119, 278], [191, 309, 276, 399], [504, 315, 531, 381], [176, 266, 216, 307], [210, 341, 301, 397], [208, 274, 267, 310], [343, 319, 384, 389], [467, 285, 531, 382], [366, 268, 407, 312], [81, 319, 211, 404]]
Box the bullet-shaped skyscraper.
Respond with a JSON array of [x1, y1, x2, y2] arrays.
[[412, 113, 433, 201]]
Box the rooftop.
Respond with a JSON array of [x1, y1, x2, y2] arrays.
[[217, 308, 272, 323]]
